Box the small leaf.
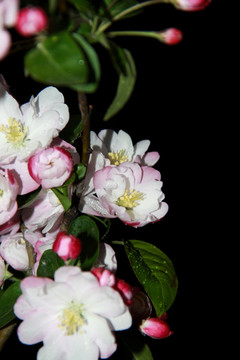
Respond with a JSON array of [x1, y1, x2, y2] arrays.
[[117, 328, 154, 360], [68, 215, 99, 270], [75, 163, 87, 181], [98, 0, 140, 18], [51, 188, 71, 211], [37, 249, 65, 278], [104, 47, 136, 121], [17, 187, 41, 209], [60, 114, 83, 144], [0, 281, 21, 329], [124, 240, 178, 317]]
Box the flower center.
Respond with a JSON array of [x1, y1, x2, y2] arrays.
[[0, 117, 28, 147], [58, 302, 86, 336], [0, 189, 3, 196], [116, 189, 144, 209], [108, 150, 129, 166]]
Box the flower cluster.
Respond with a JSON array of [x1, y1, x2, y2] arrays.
[[79, 129, 168, 227], [0, 77, 77, 273]]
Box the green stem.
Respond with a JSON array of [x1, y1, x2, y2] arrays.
[[111, 240, 124, 246], [107, 30, 161, 40], [97, 0, 169, 33]]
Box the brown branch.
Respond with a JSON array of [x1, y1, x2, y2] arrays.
[[77, 92, 91, 167]]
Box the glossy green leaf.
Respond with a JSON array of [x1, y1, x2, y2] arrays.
[[25, 31, 94, 91], [72, 33, 101, 93], [104, 47, 136, 121], [0, 281, 21, 329], [37, 249, 65, 278], [124, 240, 178, 317], [68, 215, 99, 270]]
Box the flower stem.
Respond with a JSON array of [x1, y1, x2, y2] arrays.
[[77, 92, 91, 167], [107, 30, 160, 40]]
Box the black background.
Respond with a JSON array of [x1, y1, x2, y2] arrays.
[[1, 1, 223, 358]]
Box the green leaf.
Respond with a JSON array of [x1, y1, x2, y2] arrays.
[[117, 328, 154, 360], [75, 163, 87, 181], [25, 31, 97, 92], [17, 187, 41, 209], [37, 249, 65, 278], [60, 114, 83, 144], [98, 0, 140, 18], [124, 240, 178, 317], [0, 281, 21, 329], [72, 33, 101, 93], [67, 0, 97, 15], [52, 188, 71, 211], [104, 47, 136, 121], [68, 215, 99, 270]]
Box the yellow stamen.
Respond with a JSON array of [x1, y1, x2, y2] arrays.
[[0, 189, 3, 196], [108, 150, 129, 166], [0, 117, 28, 147], [116, 189, 144, 209], [58, 303, 85, 336]]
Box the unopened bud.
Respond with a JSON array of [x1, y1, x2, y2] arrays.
[[140, 315, 173, 339], [173, 0, 211, 12], [52, 231, 82, 261], [158, 28, 183, 45], [15, 6, 48, 37]]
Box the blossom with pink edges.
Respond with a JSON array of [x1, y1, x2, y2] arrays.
[[14, 266, 132, 360], [90, 129, 160, 167], [173, 0, 211, 11], [28, 146, 73, 189], [22, 188, 65, 234], [80, 162, 168, 227], [0, 169, 19, 226], [52, 231, 82, 261], [15, 6, 48, 37]]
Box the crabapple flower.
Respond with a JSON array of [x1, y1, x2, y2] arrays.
[[0, 211, 20, 235], [15, 6, 48, 37], [28, 146, 73, 189], [90, 129, 160, 167], [158, 28, 183, 45], [0, 81, 69, 164], [80, 162, 168, 227], [139, 315, 173, 339], [14, 266, 132, 360], [22, 188, 65, 233], [52, 231, 82, 261], [0, 169, 19, 226], [0, 232, 30, 271], [172, 0, 211, 11]]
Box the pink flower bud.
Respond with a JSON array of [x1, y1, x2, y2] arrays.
[[174, 0, 211, 11], [28, 146, 73, 189], [160, 28, 183, 45], [140, 315, 173, 339], [52, 231, 82, 261], [15, 6, 48, 37], [115, 278, 133, 305], [91, 267, 116, 287]]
